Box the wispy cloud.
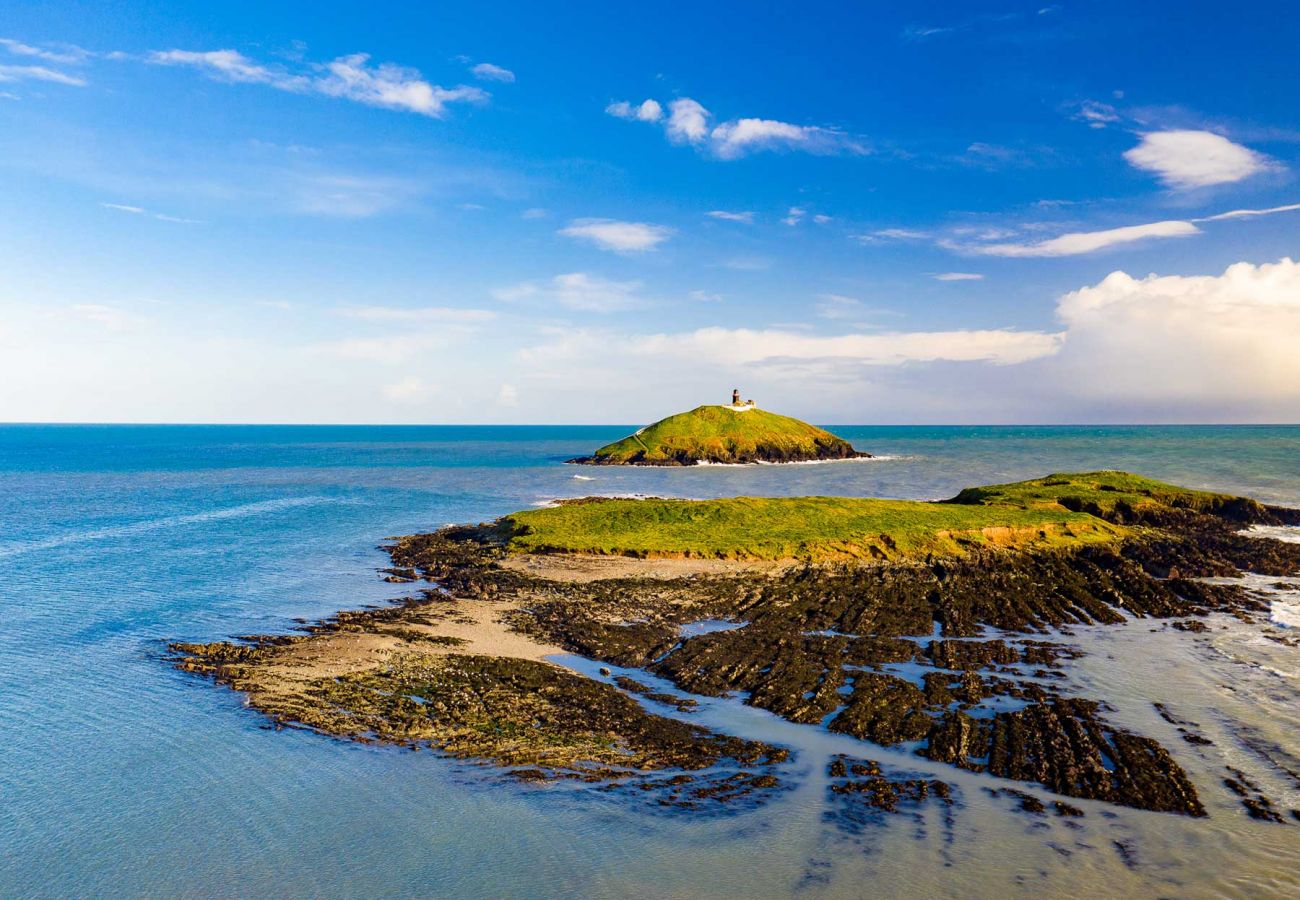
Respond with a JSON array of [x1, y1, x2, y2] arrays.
[[470, 62, 514, 83], [559, 218, 672, 253], [705, 210, 754, 223], [337, 306, 497, 323], [607, 95, 866, 159], [0, 37, 90, 65], [1123, 130, 1276, 189], [532, 325, 1063, 370], [815, 294, 866, 320], [1072, 99, 1120, 129], [934, 272, 984, 281], [948, 202, 1300, 257], [101, 201, 200, 224], [148, 48, 488, 117], [495, 272, 645, 313], [0, 63, 86, 86], [962, 220, 1199, 257]]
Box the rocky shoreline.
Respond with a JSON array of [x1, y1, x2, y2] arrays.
[[172, 482, 1300, 820]]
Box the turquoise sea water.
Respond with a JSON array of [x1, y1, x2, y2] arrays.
[[2, 425, 1298, 898]]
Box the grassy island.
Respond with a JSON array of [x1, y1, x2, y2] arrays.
[[568, 403, 868, 465], [505, 471, 1261, 562], [172, 471, 1300, 819]]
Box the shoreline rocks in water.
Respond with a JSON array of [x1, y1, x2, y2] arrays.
[[171, 471, 1300, 818]]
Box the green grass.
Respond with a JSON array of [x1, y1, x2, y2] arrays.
[[583, 405, 861, 464], [503, 493, 1125, 562], [945, 470, 1243, 516]]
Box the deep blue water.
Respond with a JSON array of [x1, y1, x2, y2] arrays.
[[2, 425, 1298, 897]]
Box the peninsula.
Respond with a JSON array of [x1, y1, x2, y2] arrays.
[[568, 391, 868, 465], [173, 472, 1300, 820]]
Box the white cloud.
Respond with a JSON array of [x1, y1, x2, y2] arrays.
[[813, 214, 833, 224], [69, 304, 143, 332], [783, 206, 806, 226], [664, 98, 710, 143], [0, 63, 86, 86], [706, 210, 754, 223], [863, 228, 931, 241], [101, 201, 199, 224], [1123, 130, 1274, 189], [470, 62, 514, 83], [521, 207, 548, 219], [935, 272, 984, 281], [1073, 100, 1120, 129], [149, 48, 487, 118], [1049, 258, 1300, 412], [338, 306, 497, 323], [607, 98, 669, 124], [815, 294, 865, 319], [690, 289, 723, 303], [315, 53, 488, 116], [559, 218, 672, 253], [495, 272, 644, 312], [316, 334, 447, 364], [148, 49, 303, 88], [0, 38, 89, 65], [966, 220, 1200, 257], [606, 325, 1063, 368], [710, 118, 863, 159], [954, 201, 1300, 257], [497, 383, 519, 406], [1198, 202, 1300, 222], [382, 375, 438, 403], [611, 95, 864, 159]]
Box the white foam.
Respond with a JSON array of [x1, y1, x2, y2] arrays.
[[1246, 524, 1300, 543]]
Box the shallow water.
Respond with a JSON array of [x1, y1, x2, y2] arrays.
[[2, 424, 1299, 898]]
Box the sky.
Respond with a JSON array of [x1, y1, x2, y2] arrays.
[[2, 0, 1299, 424]]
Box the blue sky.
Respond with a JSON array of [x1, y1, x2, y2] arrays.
[[2, 0, 1299, 423]]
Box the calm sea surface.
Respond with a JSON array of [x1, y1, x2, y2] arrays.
[[2, 425, 1298, 898]]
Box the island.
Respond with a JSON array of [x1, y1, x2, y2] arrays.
[[567, 391, 869, 465], [172, 472, 1300, 820]]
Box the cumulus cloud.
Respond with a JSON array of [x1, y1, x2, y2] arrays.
[[470, 62, 514, 83], [148, 48, 487, 117], [606, 98, 663, 122], [495, 272, 645, 312], [559, 218, 672, 253], [1049, 258, 1300, 413], [608, 95, 865, 159], [1123, 130, 1274, 189]]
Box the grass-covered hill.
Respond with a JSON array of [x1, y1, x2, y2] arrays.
[[502, 471, 1293, 563], [569, 404, 868, 466]]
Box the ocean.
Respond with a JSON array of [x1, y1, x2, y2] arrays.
[[2, 424, 1298, 898]]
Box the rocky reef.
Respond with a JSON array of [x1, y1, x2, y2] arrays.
[[172, 472, 1300, 819]]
